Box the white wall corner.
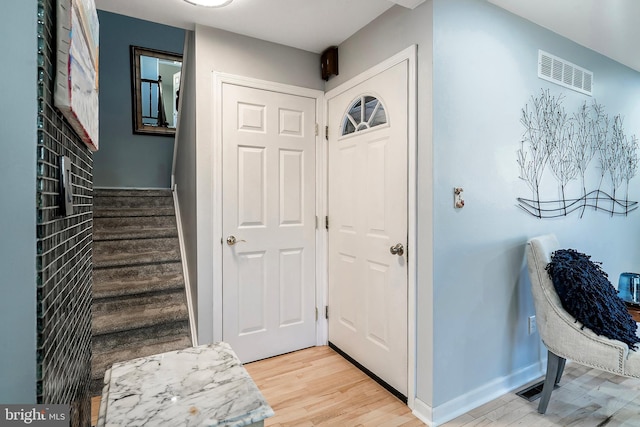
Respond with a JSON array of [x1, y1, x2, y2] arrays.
[[387, 0, 426, 9], [419, 361, 545, 426]]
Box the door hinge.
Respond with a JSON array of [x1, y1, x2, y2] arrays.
[[315, 215, 318, 230], [315, 123, 319, 136], [315, 307, 318, 321], [325, 306, 329, 319], [325, 125, 329, 140], [325, 215, 329, 230]]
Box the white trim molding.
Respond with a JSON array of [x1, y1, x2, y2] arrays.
[[413, 361, 545, 426], [412, 399, 434, 426], [324, 45, 418, 409], [173, 185, 198, 346]]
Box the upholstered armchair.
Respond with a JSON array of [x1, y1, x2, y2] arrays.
[[526, 234, 640, 414]]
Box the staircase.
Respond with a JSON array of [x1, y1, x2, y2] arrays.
[[91, 189, 192, 395]]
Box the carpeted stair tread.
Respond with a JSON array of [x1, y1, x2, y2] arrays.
[[92, 292, 189, 335], [93, 216, 178, 241], [93, 290, 187, 317], [94, 194, 173, 209], [92, 320, 190, 354], [94, 189, 172, 198], [93, 262, 184, 299], [94, 237, 181, 268], [93, 206, 175, 218], [90, 335, 191, 395], [91, 336, 192, 382]]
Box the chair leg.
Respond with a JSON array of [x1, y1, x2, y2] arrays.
[[538, 350, 565, 414], [555, 357, 566, 386]]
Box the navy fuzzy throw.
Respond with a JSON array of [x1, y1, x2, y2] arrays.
[[546, 249, 640, 351]]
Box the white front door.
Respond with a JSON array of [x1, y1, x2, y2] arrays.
[[222, 83, 317, 363], [327, 61, 409, 395]]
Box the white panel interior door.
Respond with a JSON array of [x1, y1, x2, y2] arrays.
[[328, 61, 408, 395], [222, 83, 316, 363]]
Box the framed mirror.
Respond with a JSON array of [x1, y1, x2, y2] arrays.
[[130, 46, 182, 136]]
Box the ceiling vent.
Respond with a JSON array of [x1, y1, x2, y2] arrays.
[[538, 50, 593, 96]]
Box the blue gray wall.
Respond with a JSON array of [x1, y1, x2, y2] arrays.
[[94, 11, 184, 188], [0, 0, 38, 403], [432, 0, 640, 410], [333, 0, 640, 421]]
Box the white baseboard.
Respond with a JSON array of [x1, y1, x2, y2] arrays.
[[173, 185, 198, 346], [412, 360, 545, 426], [412, 399, 434, 426]]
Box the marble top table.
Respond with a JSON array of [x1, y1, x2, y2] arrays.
[[97, 342, 274, 427]]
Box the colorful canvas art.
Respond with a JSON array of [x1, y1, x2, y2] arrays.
[[54, 0, 99, 151]]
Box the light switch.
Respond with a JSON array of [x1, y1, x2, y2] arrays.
[[454, 187, 464, 208], [59, 155, 73, 216]]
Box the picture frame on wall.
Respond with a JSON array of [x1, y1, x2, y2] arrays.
[[54, 0, 100, 151], [130, 45, 182, 136]]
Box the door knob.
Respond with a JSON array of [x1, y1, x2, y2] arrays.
[[226, 235, 246, 246], [390, 243, 404, 256]]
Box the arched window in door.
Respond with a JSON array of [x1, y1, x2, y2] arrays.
[[341, 95, 387, 136]]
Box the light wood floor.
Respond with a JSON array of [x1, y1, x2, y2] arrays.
[[244, 346, 422, 426], [441, 363, 640, 427], [90, 346, 422, 426], [91, 346, 640, 426]]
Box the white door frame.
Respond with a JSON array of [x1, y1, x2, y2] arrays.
[[212, 72, 326, 347], [323, 45, 417, 408]]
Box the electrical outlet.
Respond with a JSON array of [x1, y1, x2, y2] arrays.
[[528, 315, 537, 335]]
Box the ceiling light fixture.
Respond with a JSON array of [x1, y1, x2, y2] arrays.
[[184, 0, 233, 7]]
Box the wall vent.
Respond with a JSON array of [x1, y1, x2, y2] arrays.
[[538, 50, 593, 96]]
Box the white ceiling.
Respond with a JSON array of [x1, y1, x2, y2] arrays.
[[94, 0, 397, 54], [95, 0, 640, 72], [489, 0, 640, 72]]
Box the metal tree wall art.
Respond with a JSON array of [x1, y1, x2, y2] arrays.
[[517, 89, 639, 218]]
